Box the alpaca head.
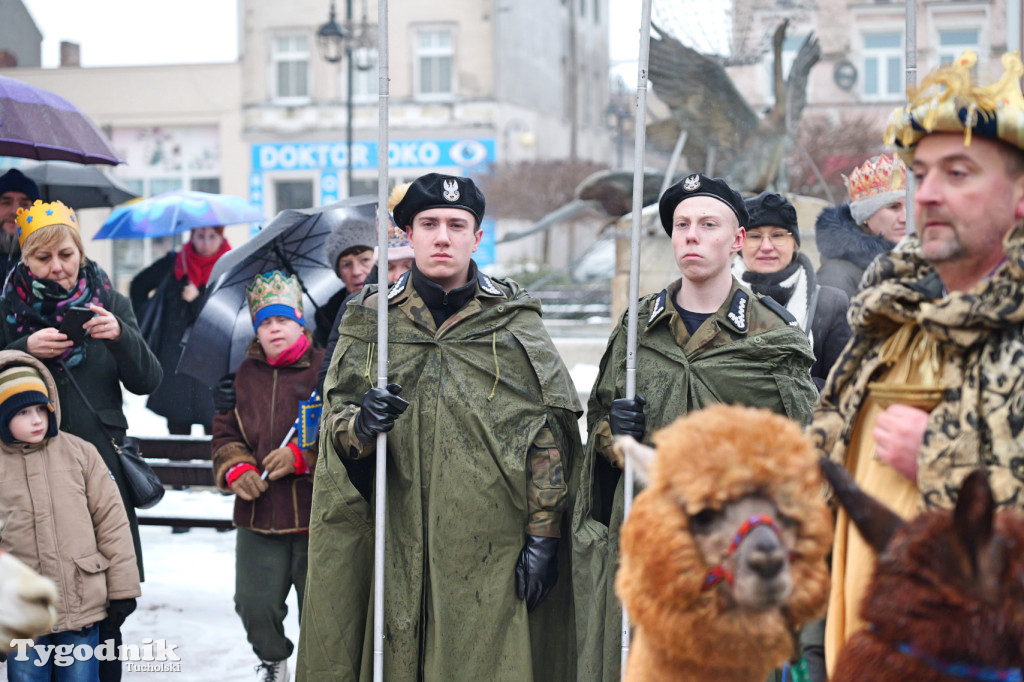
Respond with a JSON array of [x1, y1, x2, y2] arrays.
[[821, 459, 1024, 673], [616, 405, 832, 669]]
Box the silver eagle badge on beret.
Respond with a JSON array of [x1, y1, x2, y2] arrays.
[[682, 174, 701, 192], [442, 178, 460, 202]]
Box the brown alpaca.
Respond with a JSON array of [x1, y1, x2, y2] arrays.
[[822, 459, 1024, 682], [615, 405, 832, 682]]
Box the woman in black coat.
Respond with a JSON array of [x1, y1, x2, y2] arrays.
[[0, 200, 161, 682], [732, 192, 853, 390], [130, 227, 230, 434]]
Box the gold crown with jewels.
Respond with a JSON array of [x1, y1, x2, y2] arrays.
[[884, 50, 1024, 162], [15, 200, 78, 247], [245, 270, 303, 319], [844, 154, 907, 204]]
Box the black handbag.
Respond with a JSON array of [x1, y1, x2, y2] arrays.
[[59, 361, 165, 509]]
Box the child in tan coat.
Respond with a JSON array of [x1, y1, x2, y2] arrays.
[[0, 350, 140, 681]]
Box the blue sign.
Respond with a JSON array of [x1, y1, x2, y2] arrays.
[[476, 219, 496, 267], [252, 138, 495, 172]]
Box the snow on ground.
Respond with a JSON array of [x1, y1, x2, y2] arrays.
[[2, 350, 604, 680]]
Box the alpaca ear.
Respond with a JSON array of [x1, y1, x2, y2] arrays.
[[953, 470, 999, 597], [613, 436, 656, 488], [820, 458, 903, 553]]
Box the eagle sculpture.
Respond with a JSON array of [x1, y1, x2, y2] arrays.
[[648, 20, 820, 194]]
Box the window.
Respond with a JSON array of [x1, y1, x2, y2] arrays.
[[275, 180, 313, 213], [273, 35, 310, 101], [352, 50, 379, 102], [938, 28, 980, 65], [862, 32, 903, 99], [415, 29, 453, 99], [762, 34, 808, 103]]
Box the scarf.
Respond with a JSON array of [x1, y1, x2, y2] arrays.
[[266, 331, 311, 368], [3, 260, 113, 368], [173, 239, 231, 287], [732, 252, 817, 332]]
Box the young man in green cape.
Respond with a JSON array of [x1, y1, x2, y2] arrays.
[[573, 173, 819, 681], [297, 173, 583, 681]]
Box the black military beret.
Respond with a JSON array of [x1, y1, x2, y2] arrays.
[[392, 173, 486, 231], [658, 173, 748, 237], [744, 192, 800, 246]]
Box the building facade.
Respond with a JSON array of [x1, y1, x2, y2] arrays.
[[1, 0, 613, 284]]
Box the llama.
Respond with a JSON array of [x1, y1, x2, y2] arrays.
[[821, 459, 1024, 682], [614, 404, 832, 681], [0, 550, 58, 648]]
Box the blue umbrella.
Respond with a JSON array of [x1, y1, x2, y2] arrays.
[[93, 189, 265, 240]]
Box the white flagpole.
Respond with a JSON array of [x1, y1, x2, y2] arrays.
[[373, 0, 390, 679], [904, 0, 917, 235], [621, 0, 653, 676]]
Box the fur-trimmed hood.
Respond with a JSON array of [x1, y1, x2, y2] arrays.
[[815, 204, 895, 269]]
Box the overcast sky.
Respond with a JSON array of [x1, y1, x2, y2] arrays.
[[22, 0, 646, 71]]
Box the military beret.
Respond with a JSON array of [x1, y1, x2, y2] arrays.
[[744, 192, 800, 246], [392, 173, 485, 231], [659, 173, 748, 237]]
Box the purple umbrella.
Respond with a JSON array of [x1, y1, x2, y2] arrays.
[[0, 75, 122, 165]]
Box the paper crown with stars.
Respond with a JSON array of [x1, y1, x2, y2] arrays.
[[15, 200, 78, 248], [884, 50, 1024, 162]]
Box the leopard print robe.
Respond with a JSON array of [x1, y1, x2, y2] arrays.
[[810, 223, 1024, 510]]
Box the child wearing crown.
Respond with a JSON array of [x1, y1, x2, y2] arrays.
[[210, 271, 323, 682], [814, 154, 908, 299]]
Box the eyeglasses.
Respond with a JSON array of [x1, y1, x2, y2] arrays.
[[745, 231, 793, 246]]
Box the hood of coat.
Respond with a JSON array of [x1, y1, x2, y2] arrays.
[[0, 350, 61, 453], [815, 204, 895, 269]]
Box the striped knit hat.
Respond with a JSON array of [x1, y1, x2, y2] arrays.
[[0, 365, 57, 444]]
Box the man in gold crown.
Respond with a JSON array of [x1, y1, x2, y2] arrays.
[[810, 51, 1024, 674], [814, 154, 908, 298], [298, 173, 582, 681]]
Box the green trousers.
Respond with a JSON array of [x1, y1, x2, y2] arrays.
[[235, 527, 309, 663]]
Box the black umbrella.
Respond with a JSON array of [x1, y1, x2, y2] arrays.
[[16, 160, 139, 208], [176, 195, 377, 385]]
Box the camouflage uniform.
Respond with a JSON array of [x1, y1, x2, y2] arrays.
[[574, 276, 818, 682], [299, 266, 582, 681]]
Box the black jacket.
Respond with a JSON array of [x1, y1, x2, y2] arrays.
[[130, 252, 215, 430], [815, 204, 895, 299]]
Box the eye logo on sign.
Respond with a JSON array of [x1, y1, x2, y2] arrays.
[[449, 139, 488, 167]]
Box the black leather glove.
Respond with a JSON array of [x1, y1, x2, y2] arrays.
[[353, 384, 409, 444], [515, 535, 559, 612], [105, 598, 137, 629], [608, 392, 646, 440], [211, 373, 236, 414]]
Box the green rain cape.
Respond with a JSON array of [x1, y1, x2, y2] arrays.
[[297, 273, 583, 681], [572, 281, 818, 681]]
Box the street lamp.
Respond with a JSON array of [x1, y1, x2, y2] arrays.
[[316, 2, 348, 64], [317, 1, 376, 197]]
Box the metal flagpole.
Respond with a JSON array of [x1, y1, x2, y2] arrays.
[[621, 0, 653, 675], [373, 0, 390, 679], [904, 0, 917, 235]]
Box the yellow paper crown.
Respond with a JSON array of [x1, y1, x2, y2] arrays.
[[844, 155, 907, 203], [245, 270, 303, 319], [15, 200, 78, 247], [885, 50, 1024, 162]]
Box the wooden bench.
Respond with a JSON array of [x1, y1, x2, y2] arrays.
[[132, 435, 235, 531]]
